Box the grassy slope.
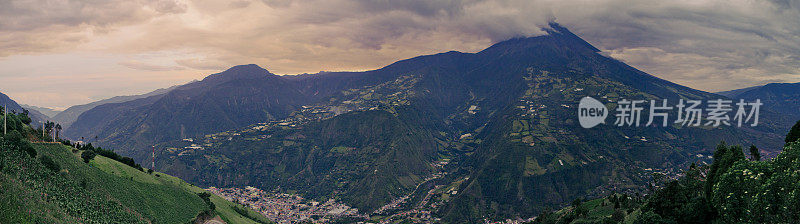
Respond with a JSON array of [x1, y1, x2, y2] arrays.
[[0, 143, 269, 223], [153, 170, 272, 224], [535, 196, 640, 224]]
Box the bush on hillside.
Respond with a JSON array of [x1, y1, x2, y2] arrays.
[[39, 155, 60, 172], [4, 130, 37, 158], [67, 142, 146, 172], [197, 192, 215, 210], [81, 150, 96, 163]]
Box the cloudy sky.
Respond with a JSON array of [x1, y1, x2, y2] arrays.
[[1, 0, 798, 110]]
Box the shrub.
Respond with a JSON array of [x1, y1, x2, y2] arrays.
[[749, 145, 761, 161], [5, 130, 36, 157], [91, 147, 145, 172], [20, 141, 37, 158], [197, 192, 215, 210], [81, 150, 97, 163], [39, 155, 60, 172]]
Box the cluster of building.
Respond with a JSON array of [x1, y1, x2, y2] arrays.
[[170, 75, 422, 155], [487, 217, 537, 224], [379, 209, 438, 224], [372, 161, 452, 223], [207, 186, 362, 224]]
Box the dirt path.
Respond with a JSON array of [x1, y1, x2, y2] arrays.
[[202, 216, 226, 224]]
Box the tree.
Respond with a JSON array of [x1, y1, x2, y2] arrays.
[[533, 209, 554, 224], [711, 142, 800, 223], [81, 150, 96, 163], [572, 198, 582, 208], [641, 165, 713, 223], [55, 124, 62, 140], [786, 120, 800, 143], [749, 145, 761, 161], [19, 111, 31, 125], [6, 130, 36, 157], [571, 198, 586, 217], [706, 142, 745, 202], [634, 211, 670, 224], [609, 209, 625, 222], [197, 192, 216, 210], [44, 121, 54, 139]]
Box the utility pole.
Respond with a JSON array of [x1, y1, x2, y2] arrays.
[[3, 104, 6, 135], [151, 146, 156, 170]]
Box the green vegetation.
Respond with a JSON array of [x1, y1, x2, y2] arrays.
[[0, 110, 270, 223], [55, 27, 797, 223], [61, 139, 146, 171], [152, 171, 273, 224], [161, 109, 441, 212], [1, 108, 38, 157], [787, 120, 800, 143], [233, 204, 273, 224], [749, 145, 761, 161], [441, 65, 785, 222], [80, 150, 96, 163], [38, 155, 59, 172], [1, 142, 272, 223], [531, 194, 639, 224], [531, 124, 800, 223], [198, 192, 217, 210]]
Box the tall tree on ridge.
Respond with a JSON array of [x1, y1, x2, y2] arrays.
[[748, 145, 760, 161], [787, 120, 800, 143], [55, 124, 62, 140]]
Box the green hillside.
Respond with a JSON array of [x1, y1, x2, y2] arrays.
[[159, 109, 441, 212], [0, 111, 270, 224], [531, 127, 800, 224], [531, 194, 641, 224], [54, 23, 797, 222]]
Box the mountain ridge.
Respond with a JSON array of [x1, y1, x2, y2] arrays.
[[20, 104, 61, 118], [53, 84, 185, 129], [0, 91, 48, 125], [62, 23, 795, 222], [716, 82, 800, 120]]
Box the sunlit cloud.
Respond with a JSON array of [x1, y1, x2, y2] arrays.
[[0, 0, 798, 109]]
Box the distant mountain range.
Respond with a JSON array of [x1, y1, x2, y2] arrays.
[[718, 82, 800, 120], [3, 85, 186, 130], [51, 84, 185, 129], [0, 91, 48, 125], [20, 104, 61, 118], [55, 23, 799, 222]]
